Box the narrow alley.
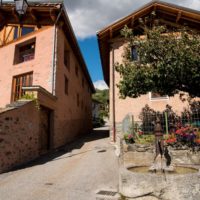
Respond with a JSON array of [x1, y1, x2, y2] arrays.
[[0, 127, 119, 200]]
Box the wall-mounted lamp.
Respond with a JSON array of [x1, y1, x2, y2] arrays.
[[14, 0, 28, 16], [0, 0, 28, 16]]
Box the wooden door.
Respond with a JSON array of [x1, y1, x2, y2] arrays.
[[39, 106, 51, 154]]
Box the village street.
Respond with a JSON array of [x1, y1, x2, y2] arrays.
[[0, 127, 119, 200]]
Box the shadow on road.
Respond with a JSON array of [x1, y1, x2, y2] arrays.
[[9, 126, 109, 173]]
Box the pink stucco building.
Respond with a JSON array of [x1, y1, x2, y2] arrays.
[[97, 1, 200, 142], [0, 2, 94, 172]]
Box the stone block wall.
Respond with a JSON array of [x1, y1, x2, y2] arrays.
[[0, 101, 40, 173]]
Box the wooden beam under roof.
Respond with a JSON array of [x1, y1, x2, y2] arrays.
[[176, 11, 182, 23], [29, 8, 41, 28], [12, 8, 19, 22], [0, 11, 6, 30], [131, 16, 135, 27], [30, 8, 38, 22], [50, 9, 56, 23], [0, 12, 4, 21], [158, 19, 200, 32], [109, 28, 113, 39]]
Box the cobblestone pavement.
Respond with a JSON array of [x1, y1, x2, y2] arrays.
[[0, 127, 119, 200]]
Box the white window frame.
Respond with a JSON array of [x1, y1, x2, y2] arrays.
[[149, 92, 169, 101]]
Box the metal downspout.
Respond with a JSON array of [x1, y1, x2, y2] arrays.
[[112, 47, 116, 142], [52, 7, 63, 95]]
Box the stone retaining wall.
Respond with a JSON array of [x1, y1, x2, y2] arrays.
[[0, 101, 40, 173]]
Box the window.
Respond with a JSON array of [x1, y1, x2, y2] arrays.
[[150, 92, 169, 101], [75, 64, 79, 76], [64, 76, 68, 95], [82, 77, 84, 88], [131, 46, 138, 61], [0, 25, 35, 46], [14, 27, 19, 39], [77, 93, 79, 107], [14, 38, 36, 64], [12, 72, 33, 102], [21, 27, 35, 36], [64, 47, 70, 70]]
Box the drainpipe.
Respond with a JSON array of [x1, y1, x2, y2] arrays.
[[112, 47, 116, 143], [51, 6, 63, 95]]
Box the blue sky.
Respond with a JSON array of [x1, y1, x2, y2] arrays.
[[64, 0, 200, 89], [78, 37, 103, 82]]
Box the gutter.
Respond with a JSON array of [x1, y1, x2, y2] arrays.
[[112, 47, 116, 143], [51, 5, 63, 95]]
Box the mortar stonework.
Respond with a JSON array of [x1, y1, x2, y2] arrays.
[[0, 102, 40, 173]]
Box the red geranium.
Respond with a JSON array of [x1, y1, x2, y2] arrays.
[[195, 139, 200, 144], [165, 138, 177, 144], [138, 131, 144, 136]]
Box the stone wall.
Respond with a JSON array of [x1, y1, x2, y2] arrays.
[[0, 101, 40, 173]]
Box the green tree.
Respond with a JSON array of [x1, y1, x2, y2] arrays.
[[92, 89, 109, 118], [115, 22, 200, 98]]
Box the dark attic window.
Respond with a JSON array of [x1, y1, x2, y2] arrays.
[[64, 46, 70, 70], [64, 76, 69, 95], [21, 27, 35, 37], [131, 46, 138, 61]]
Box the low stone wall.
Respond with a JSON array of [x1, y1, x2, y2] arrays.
[[0, 101, 40, 173], [171, 149, 200, 165], [119, 165, 200, 199]]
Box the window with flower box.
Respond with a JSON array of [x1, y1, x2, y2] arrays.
[[14, 38, 36, 64]]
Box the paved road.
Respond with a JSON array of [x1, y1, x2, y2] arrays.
[[0, 127, 119, 200]]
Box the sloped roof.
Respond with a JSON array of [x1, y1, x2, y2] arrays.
[[97, 0, 200, 85], [0, 1, 95, 93]]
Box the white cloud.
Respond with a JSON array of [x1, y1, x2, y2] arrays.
[[64, 0, 200, 39], [190, 0, 200, 8], [93, 80, 109, 90]]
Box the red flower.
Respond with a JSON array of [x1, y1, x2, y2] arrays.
[[128, 134, 133, 139], [138, 131, 143, 135], [165, 138, 176, 144], [195, 139, 200, 144]]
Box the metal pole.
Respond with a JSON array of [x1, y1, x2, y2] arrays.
[[112, 47, 116, 142], [0, 0, 2, 6], [165, 112, 169, 135]]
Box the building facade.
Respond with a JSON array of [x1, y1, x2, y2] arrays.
[[0, 2, 94, 172], [97, 1, 200, 142]]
